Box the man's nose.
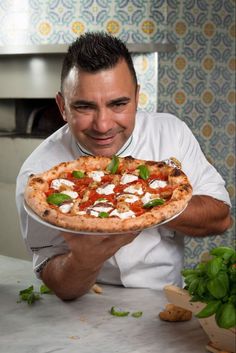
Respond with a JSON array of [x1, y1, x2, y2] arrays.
[[92, 108, 114, 133]]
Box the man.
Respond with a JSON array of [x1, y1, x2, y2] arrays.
[[16, 32, 231, 300]]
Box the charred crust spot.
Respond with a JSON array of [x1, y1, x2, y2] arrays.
[[156, 162, 166, 168], [43, 210, 50, 217], [170, 168, 183, 177], [145, 161, 157, 166], [29, 173, 35, 178], [124, 156, 135, 160], [33, 177, 44, 184], [180, 184, 191, 191]]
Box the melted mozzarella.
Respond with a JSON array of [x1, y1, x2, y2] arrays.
[[110, 209, 136, 219], [123, 185, 143, 195], [117, 194, 139, 203], [59, 203, 73, 213], [90, 205, 113, 213], [120, 174, 138, 184], [51, 178, 75, 190], [88, 171, 104, 182], [89, 210, 100, 217], [96, 184, 115, 195], [61, 190, 78, 199], [141, 192, 153, 204], [149, 180, 167, 189]]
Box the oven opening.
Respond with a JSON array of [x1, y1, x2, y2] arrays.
[[0, 98, 65, 138], [14, 98, 65, 138]]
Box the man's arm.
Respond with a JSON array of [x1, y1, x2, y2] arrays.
[[166, 195, 232, 237], [41, 232, 139, 301]]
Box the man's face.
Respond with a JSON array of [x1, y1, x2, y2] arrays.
[[56, 59, 139, 157]]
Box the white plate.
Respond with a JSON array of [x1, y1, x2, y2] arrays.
[[24, 202, 187, 235]]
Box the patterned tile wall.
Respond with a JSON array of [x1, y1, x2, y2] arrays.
[[0, 0, 235, 266]]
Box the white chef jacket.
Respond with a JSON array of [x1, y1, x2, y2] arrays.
[[15, 112, 231, 289]]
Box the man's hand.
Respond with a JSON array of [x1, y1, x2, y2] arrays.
[[41, 231, 139, 301]]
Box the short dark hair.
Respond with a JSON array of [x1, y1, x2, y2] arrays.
[[60, 32, 137, 91]]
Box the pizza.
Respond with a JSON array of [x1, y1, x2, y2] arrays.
[[24, 156, 192, 233]]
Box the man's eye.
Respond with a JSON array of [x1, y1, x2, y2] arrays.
[[75, 105, 92, 110], [113, 102, 127, 107]]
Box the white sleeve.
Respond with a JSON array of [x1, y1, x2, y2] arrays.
[[179, 121, 231, 206], [16, 169, 69, 278]]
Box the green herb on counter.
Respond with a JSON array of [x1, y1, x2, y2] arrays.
[[40, 284, 54, 294], [131, 311, 143, 318], [110, 307, 143, 318], [18, 283, 54, 305], [110, 306, 130, 317], [181, 246, 236, 329], [19, 285, 41, 305]]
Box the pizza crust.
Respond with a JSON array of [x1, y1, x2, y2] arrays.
[[24, 156, 192, 233]]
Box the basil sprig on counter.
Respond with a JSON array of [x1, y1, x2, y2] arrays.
[[107, 155, 119, 174], [110, 306, 130, 317], [19, 285, 41, 305], [47, 193, 72, 206], [181, 246, 236, 329], [137, 165, 150, 180], [143, 198, 165, 208], [72, 170, 84, 178], [18, 284, 53, 305], [110, 307, 143, 318]]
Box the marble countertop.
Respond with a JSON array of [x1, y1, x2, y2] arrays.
[[0, 255, 208, 353]]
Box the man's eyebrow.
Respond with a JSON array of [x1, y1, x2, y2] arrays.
[[108, 97, 131, 104], [71, 100, 96, 107]]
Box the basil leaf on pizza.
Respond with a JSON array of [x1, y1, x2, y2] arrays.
[[143, 198, 165, 208], [106, 155, 119, 174], [72, 170, 84, 179], [137, 165, 150, 180], [47, 193, 72, 206], [24, 156, 192, 233]]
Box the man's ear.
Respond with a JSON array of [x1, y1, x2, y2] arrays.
[[55, 92, 67, 122]]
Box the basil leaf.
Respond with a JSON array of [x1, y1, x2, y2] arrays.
[[47, 193, 72, 206], [181, 269, 197, 277], [19, 286, 41, 305], [210, 246, 235, 260], [143, 198, 165, 208], [107, 156, 119, 174], [27, 292, 41, 305], [137, 165, 150, 180], [110, 306, 130, 317], [98, 212, 109, 218], [206, 257, 223, 278], [197, 278, 207, 297], [40, 284, 53, 294], [19, 285, 34, 295], [195, 300, 221, 318], [188, 278, 200, 295], [72, 170, 84, 178], [207, 276, 228, 299], [216, 303, 236, 329], [131, 311, 143, 318]]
